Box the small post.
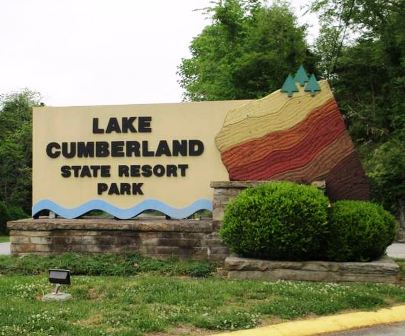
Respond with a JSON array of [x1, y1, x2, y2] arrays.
[[53, 283, 61, 295]]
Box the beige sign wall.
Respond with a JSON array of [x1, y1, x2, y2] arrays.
[[33, 100, 249, 219]]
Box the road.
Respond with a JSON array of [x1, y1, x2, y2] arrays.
[[0, 242, 10, 255], [387, 243, 405, 259], [324, 322, 405, 335]]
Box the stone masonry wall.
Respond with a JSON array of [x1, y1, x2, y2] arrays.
[[225, 256, 400, 284], [398, 228, 405, 243], [8, 181, 257, 260], [8, 218, 228, 261], [7, 180, 329, 260]]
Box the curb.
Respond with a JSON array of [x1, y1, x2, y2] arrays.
[[213, 305, 405, 336]]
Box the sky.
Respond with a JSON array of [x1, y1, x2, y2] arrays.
[[0, 0, 319, 106]]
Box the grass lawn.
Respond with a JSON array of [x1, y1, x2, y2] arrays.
[[0, 254, 404, 336], [0, 235, 10, 243]]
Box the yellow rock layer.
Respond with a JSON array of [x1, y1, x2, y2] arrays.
[[216, 80, 333, 152]]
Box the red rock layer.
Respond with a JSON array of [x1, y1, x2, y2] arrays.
[[224, 100, 346, 180], [222, 99, 338, 169], [220, 98, 369, 200]]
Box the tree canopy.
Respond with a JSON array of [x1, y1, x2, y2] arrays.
[[0, 90, 41, 232], [311, 0, 405, 219], [178, 0, 316, 101]]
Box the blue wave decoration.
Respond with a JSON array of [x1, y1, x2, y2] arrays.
[[32, 199, 213, 220]]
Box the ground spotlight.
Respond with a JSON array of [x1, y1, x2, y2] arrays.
[[43, 269, 72, 301]]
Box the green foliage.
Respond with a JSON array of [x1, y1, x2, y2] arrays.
[[0, 236, 9, 243], [194, 311, 259, 330], [0, 202, 10, 234], [311, 0, 405, 216], [366, 132, 405, 213], [220, 182, 329, 260], [0, 253, 215, 277], [178, 0, 316, 101], [0, 90, 40, 214], [220, 183, 397, 262], [397, 259, 405, 286], [0, 201, 27, 234], [332, 33, 404, 215], [7, 205, 28, 221], [326, 200, 397, 261]]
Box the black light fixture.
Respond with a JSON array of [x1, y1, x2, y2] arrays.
[[49, 269, 71, 286], [43, 269, 72, 301]]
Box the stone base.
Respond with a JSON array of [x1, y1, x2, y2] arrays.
[[43, 292, 72, 301], [397, 228, 405, 243], [211, 181, 269, 222], [225, 256, 400, 284], [7, 217, 228, 261]]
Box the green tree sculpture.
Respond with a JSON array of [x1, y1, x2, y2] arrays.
[[304, 74, 321, 96], [294, 65, 309, 86], [281, 74, 298, 97]]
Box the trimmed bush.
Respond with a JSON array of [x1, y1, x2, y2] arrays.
[[220, 181, 329, 260], [326, 200, 397, 261]]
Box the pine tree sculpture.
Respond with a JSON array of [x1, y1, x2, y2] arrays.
[[304, 74, 321, 96], [281, 74, 298, 97], [294, 65, 309, 86]]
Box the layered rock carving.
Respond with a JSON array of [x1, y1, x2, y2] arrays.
[[215, 79, 369, 201]]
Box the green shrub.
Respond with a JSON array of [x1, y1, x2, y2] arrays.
[[220, 181, 329, 260], [326, 200, 397, 261]]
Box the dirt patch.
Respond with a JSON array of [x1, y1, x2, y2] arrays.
[[87, 287, 105, 300], [76, 313, 103, 326], [149, 325, 213, 336]]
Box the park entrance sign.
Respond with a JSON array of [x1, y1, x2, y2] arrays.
[[32, 69, 369, 219], [33, 100, 249, 219]]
